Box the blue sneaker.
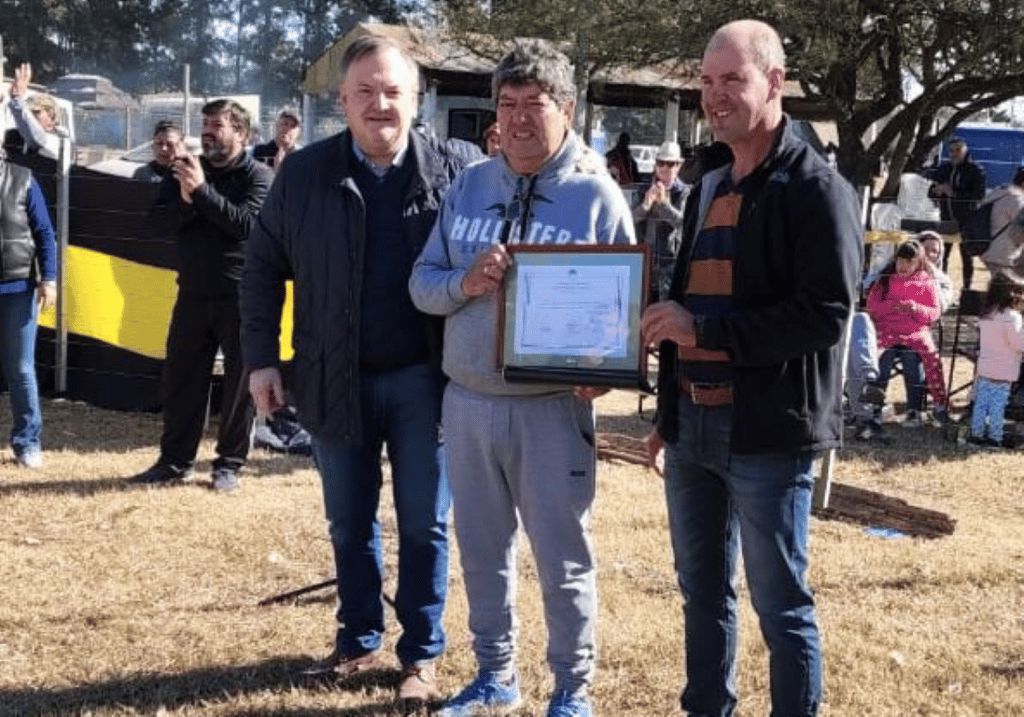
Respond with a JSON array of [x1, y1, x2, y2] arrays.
[[546, 690, 592, 717], [436, 672, 521, 716]]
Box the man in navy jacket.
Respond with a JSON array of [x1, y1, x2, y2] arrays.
[[241, 35, 476, 703]]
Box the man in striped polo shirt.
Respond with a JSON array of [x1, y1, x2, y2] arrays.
[[642, 19, 862, 717]]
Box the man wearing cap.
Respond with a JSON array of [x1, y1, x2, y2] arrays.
[[633, 140, 690, 301], [928, 137, 986, 289], [253, 108, 302, 170]]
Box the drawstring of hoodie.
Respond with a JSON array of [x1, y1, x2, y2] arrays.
[[498, 174, 540, 245]]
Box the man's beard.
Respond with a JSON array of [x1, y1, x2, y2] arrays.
[[203, 138, 232, 164]]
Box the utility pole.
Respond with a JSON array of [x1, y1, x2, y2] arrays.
[[183, 64, 191, 135]]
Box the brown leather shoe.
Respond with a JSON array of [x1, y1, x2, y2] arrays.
[[398, 661, 440, 702]]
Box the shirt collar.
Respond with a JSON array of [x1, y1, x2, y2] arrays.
[[352, 137, 409, 178]]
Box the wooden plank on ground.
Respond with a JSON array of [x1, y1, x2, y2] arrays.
[[596, 433, 957, 540], [813, 482, 956, 539]]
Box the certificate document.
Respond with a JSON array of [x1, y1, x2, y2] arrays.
[[499, 244, 651, 390], [514, 265, 629, 358]]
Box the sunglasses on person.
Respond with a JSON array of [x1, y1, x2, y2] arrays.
[[655, 160, 680, 167]]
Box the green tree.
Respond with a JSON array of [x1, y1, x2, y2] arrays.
[[442, 0, 1024, 188], [441, 0, 701, 140], [752, 0, 1024, 191]]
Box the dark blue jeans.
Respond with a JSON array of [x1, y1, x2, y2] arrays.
[[663, 397, 822, 717], [877, 346, 926, 412], [311, 363, 450, 666], [0, 289, 41, 456]]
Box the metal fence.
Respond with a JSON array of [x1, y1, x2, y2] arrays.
[[73, 96, 346, 166]]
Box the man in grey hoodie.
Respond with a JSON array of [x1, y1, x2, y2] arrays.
[[409, 40, 634, 717]]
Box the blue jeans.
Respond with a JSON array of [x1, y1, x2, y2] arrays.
[[663, 397, 822, 717], [971, 376, 1011, 441], [0, 290, 41, 456], [311, 363, 450, 666], [845, 312, 878, 419], [877, 347, 925, 412]]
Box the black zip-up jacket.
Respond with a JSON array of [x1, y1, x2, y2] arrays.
[[926, 153, 986, 226], [154, 151, 273, 298], [656, 117, 862, 454], [241, 129, 475, 442]]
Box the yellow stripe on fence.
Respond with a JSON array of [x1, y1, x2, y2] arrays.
[[38, 245, 294, 361]]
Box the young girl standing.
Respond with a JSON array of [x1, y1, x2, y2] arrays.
[[970, 273, 1024, 447], [866, 239, 950, 423]]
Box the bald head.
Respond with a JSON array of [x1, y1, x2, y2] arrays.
[[701, 19, 786, 174], [705, 19, 786, 77]]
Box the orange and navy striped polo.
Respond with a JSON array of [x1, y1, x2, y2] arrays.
[[678, 176, 739, 385]]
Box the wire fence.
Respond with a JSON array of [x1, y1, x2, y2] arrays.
[[73, 96, 346, 166]]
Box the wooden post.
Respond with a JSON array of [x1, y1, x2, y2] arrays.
[[665, 93, 680, 144], [183, 64, 191, 135], [813, 185, 872, 510]]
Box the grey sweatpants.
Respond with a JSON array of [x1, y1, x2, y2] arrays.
[[442, 381, 598, 695]]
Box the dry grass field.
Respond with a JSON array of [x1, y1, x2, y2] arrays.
[[0, 382, 1022, 717]]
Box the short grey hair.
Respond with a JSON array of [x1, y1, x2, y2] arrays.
[[492, 40, 575, 106], [707, 20, 786, 76], [339, 34, 421, 91], [748, 27, 786, 75]]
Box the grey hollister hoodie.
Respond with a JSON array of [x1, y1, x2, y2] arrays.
[[410, 130, 636, 396]]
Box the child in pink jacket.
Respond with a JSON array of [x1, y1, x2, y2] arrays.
[[866, 239, 949, 422], [970, 272, 1024, 447]]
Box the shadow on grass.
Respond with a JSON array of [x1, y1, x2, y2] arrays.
[[838, 424, 986, 470], [246, 451, 316, 478], [0, 453, 314, 498], [0, 657, 424, 717], [982, 662, 1024, 679], [0, 474, 135, 498]]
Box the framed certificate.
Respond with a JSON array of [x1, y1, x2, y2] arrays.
[[498, 244, 651, 390]]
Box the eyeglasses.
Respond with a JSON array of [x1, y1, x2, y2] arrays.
[[655, 160, 680, 167]]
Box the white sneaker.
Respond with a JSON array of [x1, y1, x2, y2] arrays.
[[16, 450, 43, 469]]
